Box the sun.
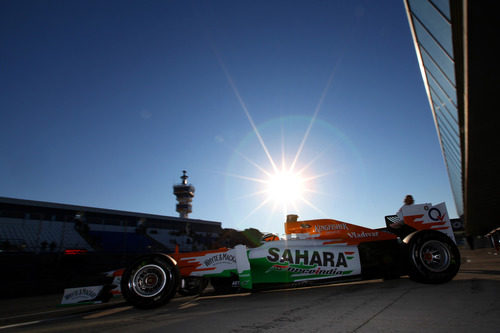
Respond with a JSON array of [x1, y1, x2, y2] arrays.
[[214, 48, 335, 221], [265, 169, 306, 206]]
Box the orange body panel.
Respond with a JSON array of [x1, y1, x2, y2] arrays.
[[284, 219, 397, 245], [403, 215, 447, 231], [170, 248, 232, 276]]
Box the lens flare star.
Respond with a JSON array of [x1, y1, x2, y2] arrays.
[[266, 169, 305, 204], [225, 145, 327, 223], [213, 43, 339, 224]]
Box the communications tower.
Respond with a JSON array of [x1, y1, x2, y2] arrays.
[[173, 170, 195, 219]]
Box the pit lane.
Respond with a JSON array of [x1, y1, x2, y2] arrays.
[[1, 248, 499, 333]]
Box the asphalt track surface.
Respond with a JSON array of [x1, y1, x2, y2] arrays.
[[1, 248, 499, 333]]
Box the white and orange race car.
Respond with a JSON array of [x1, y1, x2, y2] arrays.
[[120, 202, 460, 309]]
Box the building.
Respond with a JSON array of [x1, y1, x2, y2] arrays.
[[0, 196, 222, 254], [404, 0, 499, 236]]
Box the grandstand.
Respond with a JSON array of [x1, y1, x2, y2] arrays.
[[1, 217, 91, 252], [0, 197, 222, 254]]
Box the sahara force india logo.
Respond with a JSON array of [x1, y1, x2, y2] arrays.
[[265, 248, 356, 276]]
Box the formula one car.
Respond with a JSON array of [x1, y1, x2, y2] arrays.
[[120, 202, 460, 308]]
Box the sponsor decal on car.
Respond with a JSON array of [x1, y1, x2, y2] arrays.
[[61, 286, 104, 305], [266, 248, 349, 267], [258, 247, 360, 280], [203, 253, 236, 267], [428, 207, 446, 222], [347, 231, 379, 239], [314, 223, 349, 233], [265, 263, 354, 277], [176, 248, 239, 277]]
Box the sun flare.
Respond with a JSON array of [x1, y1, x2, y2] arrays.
[[215, 47, 335, 222], [265, 169, 306, 205]]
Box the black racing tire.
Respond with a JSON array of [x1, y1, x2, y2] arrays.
[[121, 255, 180, 309], [178, 277, 208, 296], [406, 230, 460, 284]]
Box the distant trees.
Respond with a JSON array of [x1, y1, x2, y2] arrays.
[[211, 228, 263, 249]]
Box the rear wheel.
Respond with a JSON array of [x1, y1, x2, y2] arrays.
[[407, 230, 460, 284], [121, 255, 180, 309]]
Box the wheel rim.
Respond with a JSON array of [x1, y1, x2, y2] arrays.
[[418, 240, 451, 272], [131, 264, 170, 297]]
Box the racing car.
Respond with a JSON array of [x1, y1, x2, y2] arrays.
[[120, 202, 460, 309]]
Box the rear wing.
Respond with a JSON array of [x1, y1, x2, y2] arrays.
[[386, 202, 456, 243]]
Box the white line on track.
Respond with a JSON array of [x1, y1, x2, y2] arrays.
[[83, 306, 133, 319], [0, 320, 41, 330]]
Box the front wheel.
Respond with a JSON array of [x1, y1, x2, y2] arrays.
[[406, 230, 460, 284], [121, 255, 180, 309]]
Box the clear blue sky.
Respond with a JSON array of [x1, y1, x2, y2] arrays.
[[0, 0, 457, 235]]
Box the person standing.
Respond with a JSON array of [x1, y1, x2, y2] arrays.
[[390, 195, 414, 229]]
